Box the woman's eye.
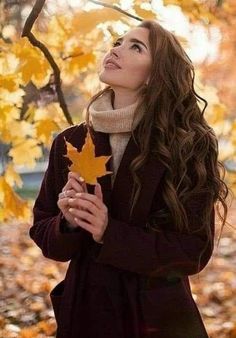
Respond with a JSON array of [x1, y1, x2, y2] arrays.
[[112, 41, 121, 47], [131, 43, 142, 52]]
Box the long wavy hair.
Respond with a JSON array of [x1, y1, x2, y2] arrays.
[[86, 20, 230, 254]]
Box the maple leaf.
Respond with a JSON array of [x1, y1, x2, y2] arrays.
[[5, 163, 23, 188], [0, 74, 19, 91], [0, 177, 30, 221], [35, 119, 60, 146], [64, 130, 112, 185], [9, 139, 42, 168]]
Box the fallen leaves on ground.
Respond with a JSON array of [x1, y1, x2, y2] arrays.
[[0, 202, 236, 337]]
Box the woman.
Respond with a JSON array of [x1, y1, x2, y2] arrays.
[[30, 20, 229, 338]]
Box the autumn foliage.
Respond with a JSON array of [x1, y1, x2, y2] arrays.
[[0, 1, 235, 219], [1, 1, 236, 338]]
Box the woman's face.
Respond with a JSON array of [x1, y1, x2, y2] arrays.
[[99, 27, 152, 91]]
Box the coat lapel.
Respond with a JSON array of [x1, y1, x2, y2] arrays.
[[110, 130, 166, 225], [90, 126, 166, 225], [88, 127, 112, 209]]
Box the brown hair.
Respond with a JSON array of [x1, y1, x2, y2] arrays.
[[86, 20, 230, 262]]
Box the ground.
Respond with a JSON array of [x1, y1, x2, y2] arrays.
[[0, 202, 236, 338]]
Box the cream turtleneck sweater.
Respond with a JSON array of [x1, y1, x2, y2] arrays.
[[88, 90, 144, 186]]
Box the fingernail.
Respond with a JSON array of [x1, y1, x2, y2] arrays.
[[79, 177, 84, 182], [76, 193, 82, 197], [69, 208, 74, 212]]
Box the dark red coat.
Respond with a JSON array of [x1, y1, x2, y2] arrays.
[[30, 122, 214, 338]]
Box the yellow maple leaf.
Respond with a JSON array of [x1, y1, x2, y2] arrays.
[[64, 130, 112, 185], [12, 37, 51, 88], [0, 177, 30, 221], [9, 139, 42, 168], [35, 119, 60, 146], [0, 74, 19, 91], [5, 163, 23, 188]]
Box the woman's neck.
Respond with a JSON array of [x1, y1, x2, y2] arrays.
[[111, 88, 139, 109]]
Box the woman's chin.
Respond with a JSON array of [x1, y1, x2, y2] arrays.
[[99, 77, 117, 88]]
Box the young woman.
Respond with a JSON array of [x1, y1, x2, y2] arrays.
[[30, 20, 229, 338]]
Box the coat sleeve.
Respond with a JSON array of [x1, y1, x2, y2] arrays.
[[95, 192, 215, 278], [29, 133, 85, 262]]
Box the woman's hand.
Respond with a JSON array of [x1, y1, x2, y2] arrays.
[[68, 183, 108, 244], [57, 172, 87, 227]]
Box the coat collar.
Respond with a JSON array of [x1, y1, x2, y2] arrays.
[[88, 125, 166, 225]]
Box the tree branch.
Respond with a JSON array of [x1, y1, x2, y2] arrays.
[[89, 0, 143, 22], [216, 0, 224, 7], [62, 52, 84, 61], [22, 0, 73, 125]]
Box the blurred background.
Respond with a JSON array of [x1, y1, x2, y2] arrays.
[[0, 0, 235, 337]]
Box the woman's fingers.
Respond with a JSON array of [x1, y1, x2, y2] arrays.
[[62, 177, 83, 193], [94, 183, 103, 201], [57, 190, 77, 215], [58, 189, 76, 200], [69, 208, 95, 224], [80, 179, 88, 193], [68, 197, 99, 215], [64, 172, 87, 193], [75, 192, 106, 212], [68, 171, 81, 181]]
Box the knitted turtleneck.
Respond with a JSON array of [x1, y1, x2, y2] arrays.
[[89, 90, 144, 186]]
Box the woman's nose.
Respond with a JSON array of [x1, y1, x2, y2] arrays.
[[111, 50, 119, 58], [110, 46, 121, 58]]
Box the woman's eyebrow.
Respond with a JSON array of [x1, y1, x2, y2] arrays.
[[116, 37, 148, 50]]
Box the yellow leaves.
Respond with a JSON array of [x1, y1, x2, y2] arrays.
[[21, 55, 50, 88], [11, 120, 35, 140], [62, 46, 96, 78], [72, 9, 123, 37], [5, 163, 23, 188], [210, 103, 226, 124], [0, 103, 19, 123], [35, 119, 60, 146], [163, 0, 217, 23], [134, 3, 157, 20], [12, 37, 51, 88], [231, 121, 236, 146], [0, 73, 24, 106], [0, 44, 19, 74], [0, 177, 30, 222], [18, 320, 56, 337], [45, 15, 73, 51], [9, 139, 42, 168], [0, 163, 29, 221], [0, 104, 20, 143], [195, 79, 227, 130], [0, 74, 19, 91], [34, 102, 69, 131], [65, 130, 112, 185]]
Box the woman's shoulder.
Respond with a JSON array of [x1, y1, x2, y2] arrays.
[[56, 121, 87, 140], [49, 121, 88, 155], [53, 121, 88, 145]]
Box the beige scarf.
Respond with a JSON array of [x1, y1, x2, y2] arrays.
[[88, 90, 144, 185]]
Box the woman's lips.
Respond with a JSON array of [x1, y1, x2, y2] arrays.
[[104, 62, 121, 70]]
